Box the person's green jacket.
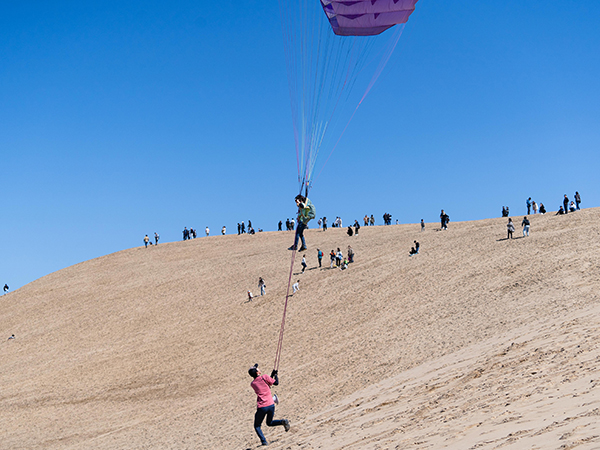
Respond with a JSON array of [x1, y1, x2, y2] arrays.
[[299, 198, 316, 225]]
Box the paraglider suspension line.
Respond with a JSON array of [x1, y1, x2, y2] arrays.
[[274, 248, 297, 371]]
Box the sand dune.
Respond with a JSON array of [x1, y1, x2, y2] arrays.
[[1, 208, 599, 449]]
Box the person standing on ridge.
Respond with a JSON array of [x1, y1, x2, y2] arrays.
[[205, 227, 210, 237], [248, 364, 290, 446], [143, 235, 150, 248], [317, 248, 323, 267], [575, 191, 581, 210], [526, 197, 532, 215], [440, 210, 449, 230], [288, 194, 316, 251], [507, 218, 515, 239], [278, 221, 282, 231], [563, 194, 569, 214], [222, 226, 226, 235], [154, 232, 159, 245], [3, 284, 8, 294], [522, 216, 530, 236]]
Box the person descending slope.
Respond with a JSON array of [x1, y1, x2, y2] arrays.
[[289, 194, 315, 251], [249, 364, 290, 446]]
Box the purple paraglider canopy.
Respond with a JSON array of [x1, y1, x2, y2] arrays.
[[321, 0, 419, 36]]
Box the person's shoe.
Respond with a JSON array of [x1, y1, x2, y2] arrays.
[[261, 442, 269, 446], [298, 246, 307, 252], [288, 246, 297, 251], [283, 419, 291, 432]]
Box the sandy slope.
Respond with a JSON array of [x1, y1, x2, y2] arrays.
[[1, 208, 599, 450]]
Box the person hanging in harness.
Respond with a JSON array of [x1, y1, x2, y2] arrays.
[[248, 363, 290, 446], [288, 194, 316, 251]]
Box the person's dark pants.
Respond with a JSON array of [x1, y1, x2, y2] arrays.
[[294, 222, 307, 249], [527, 206, 531, 214], [508, 231, 513, 239], [564, 202, 569, 214], [318, 258, 322, 267], [254, 404, 285, 445]]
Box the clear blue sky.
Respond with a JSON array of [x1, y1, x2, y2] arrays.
[[2, 1, 599, 290]]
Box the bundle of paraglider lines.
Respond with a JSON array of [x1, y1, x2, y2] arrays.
[[272, 0, 420, 373]]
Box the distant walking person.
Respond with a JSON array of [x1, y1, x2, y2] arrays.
[[205, 227, 210, 237], [278, 221, 282, 231], [3, 284, 8, 294], [522, 216, 530, 237], [507, 218, 515, 239], [258, 277, 266, 296], [532, 201, 538, 215], [301, 255, 307, 273], [336, 248, 343, 267], [154, 232, 160, 245], [575, 191, 581, 210], [421, 219, 425, 231], [526, 197, 532, 215], [248, 364, 290, 446], [317, 249, 323, 268], [563, 195, 569, 214], [322, 216, 327, 231], [440, 210, 449, 230], [222, 226, 226, 235], [292, 280, 300, 294], [144, 235, 150, 248]]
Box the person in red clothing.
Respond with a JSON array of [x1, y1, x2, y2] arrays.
[[249, 364, 290, 446]]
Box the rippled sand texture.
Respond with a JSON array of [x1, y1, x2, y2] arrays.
[[1, 208, 599, 449]]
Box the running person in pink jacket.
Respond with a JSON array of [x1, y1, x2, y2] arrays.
[[249, 364, 290, 445]]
